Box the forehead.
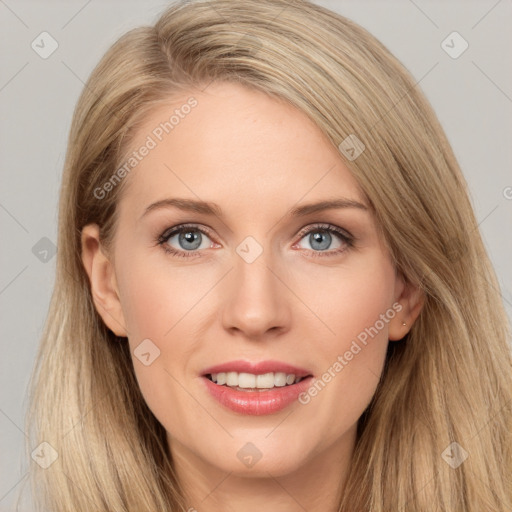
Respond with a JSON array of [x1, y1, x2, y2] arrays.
[[116, 81, 366, 222]]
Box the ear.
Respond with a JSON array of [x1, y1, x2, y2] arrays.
[[388, 273, 424, 341], [81, 224, 128, 337]]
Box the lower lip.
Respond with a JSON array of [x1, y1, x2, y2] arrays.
[[202, 375, 314, 415]]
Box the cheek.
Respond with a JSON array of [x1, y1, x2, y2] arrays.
[[114, 250, 210, 414], [115, 257, 199, 435], [301, 252, 396, 346], [116, 251, 200, 340], [296, 254, 395, 428]]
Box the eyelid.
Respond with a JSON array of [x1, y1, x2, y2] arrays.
[[159, 223, 216, 242], [157, 222, 355, 258], [159, 222, 353, 242], [294, 222, 353, 242]]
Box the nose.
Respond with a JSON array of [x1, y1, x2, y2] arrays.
[[221, 250, 292, 340]]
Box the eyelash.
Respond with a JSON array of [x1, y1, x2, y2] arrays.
[[156, 223, 354, 259]]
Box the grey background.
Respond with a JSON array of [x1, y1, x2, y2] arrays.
[[1, 0, 511, 509]]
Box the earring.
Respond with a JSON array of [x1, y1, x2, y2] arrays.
[[402, 321, 407, 326]]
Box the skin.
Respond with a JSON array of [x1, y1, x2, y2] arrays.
[[81, 81, 423, 511]]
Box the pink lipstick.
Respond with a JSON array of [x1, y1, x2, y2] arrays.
[[201, 360, 314, 415]]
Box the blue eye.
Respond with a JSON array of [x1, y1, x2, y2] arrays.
[[156, 223, 354, 259], [157, 224, 214, 258], [293, 224, 353, 258]]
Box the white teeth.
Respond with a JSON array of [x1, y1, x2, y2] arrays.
[[226, 372, 238, 386], [209, 371, 304, 389], [238, 372, 256, 388], [256, 372, 274, 388], [274, 372, 286, 387]]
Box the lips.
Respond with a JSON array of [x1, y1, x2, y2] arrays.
[[201, 359, 312, 378], [200, 359, 314, 415]]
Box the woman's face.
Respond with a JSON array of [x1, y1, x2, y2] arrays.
[[83, 81, 419, 481]]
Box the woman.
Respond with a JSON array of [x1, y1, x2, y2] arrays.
[[25, 0, 512, 510]]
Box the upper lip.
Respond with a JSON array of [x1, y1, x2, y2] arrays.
[[202, 360, 313, 378]]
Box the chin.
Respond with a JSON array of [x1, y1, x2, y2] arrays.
[[201, 440, 312, 478]]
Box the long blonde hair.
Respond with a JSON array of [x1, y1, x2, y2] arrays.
[[24, 0, 512, 510]]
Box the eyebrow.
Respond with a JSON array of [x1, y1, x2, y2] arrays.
[[139, 197, 369, 221]]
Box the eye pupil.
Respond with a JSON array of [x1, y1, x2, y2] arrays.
[[179, 230, 202, 250], [310, 230, 331, 251]]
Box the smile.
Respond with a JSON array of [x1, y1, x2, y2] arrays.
[[206, 371, 306, 391], [201, 360, 314, 415]]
